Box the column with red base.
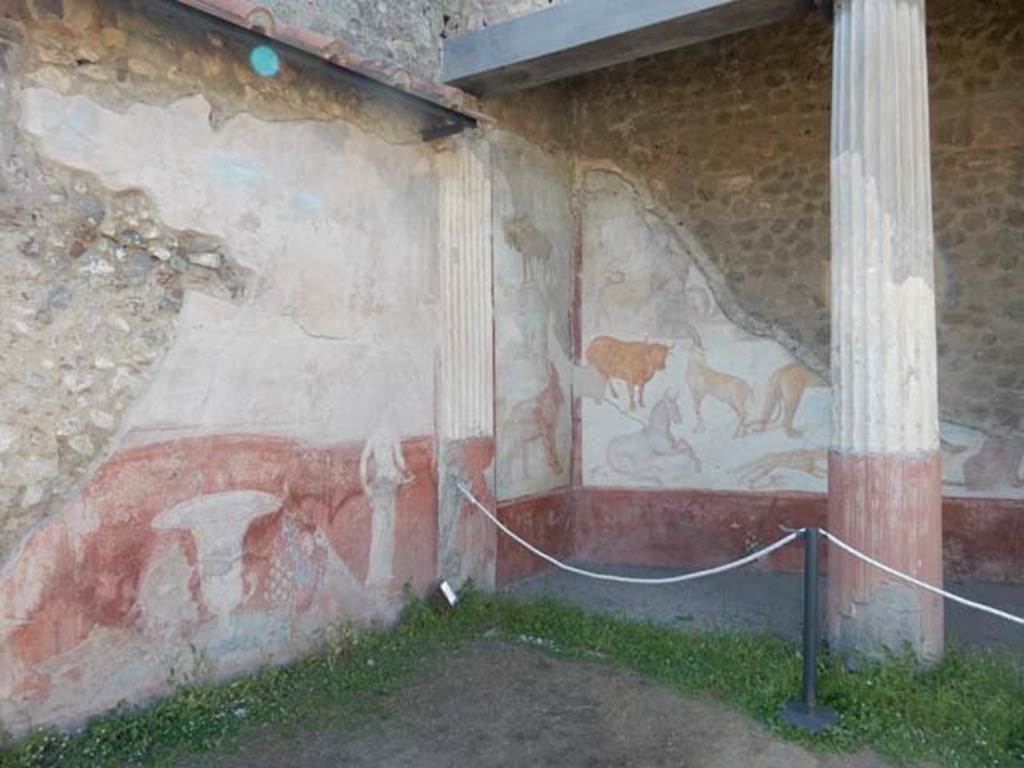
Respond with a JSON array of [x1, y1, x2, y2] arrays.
[[436, 135, 498, 590], [827, 0, 944, 660]]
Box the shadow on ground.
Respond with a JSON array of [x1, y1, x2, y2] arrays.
[[512, 564, 1024, 654]]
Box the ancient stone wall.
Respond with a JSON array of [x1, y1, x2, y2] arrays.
[[240, 0, 567, 79], [0, 0, 456, 735], [3, 0, 1021, 739], [263, 0, 444, 79], [442, 0, 561, 35], [575, 165, 1018, 499], [572, 0, 1024, 438]]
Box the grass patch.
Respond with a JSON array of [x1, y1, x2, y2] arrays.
[[2, 590, 1022, 767]]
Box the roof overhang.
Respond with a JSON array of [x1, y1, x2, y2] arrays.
[[443, 0, 816, 96], [141, 0, 484, 140]]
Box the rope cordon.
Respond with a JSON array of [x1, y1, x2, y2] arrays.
[[456, 483, 802, 585], [457, 483, 1024, 626], [822, 530, 1024, 627]]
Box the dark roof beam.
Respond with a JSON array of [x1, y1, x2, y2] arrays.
[[443, 0, 815, 96]]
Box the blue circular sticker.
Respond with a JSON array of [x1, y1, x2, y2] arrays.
[[250, 45, 281, 77]]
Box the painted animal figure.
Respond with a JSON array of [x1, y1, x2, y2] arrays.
[[504, 214, 553, 284], [748, 362, 820, 438], [684, 343, 752, 437], [585, 335, 671, 410], [734, 448, 828, 490], [604, 391, 701, 486], [504, 361, 565, 480], [959, 436, 1024, 492]]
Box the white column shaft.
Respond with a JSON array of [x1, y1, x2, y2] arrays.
[[830, 0, 939, 456], [437, 139, 494, 440]]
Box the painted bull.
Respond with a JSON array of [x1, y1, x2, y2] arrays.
[[585, 335, 671, 410]]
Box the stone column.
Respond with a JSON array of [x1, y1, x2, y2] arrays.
[[828, 0, 943, 659], [435, 134, 497, 590]]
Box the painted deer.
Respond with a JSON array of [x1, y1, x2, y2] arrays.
[[603, 390, 701, 486], [504, 361, 565, 480], [681, 330, 752, 437], [585, 335, 672, 410]]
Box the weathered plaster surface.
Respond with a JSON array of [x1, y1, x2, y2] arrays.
[[437, 436, 497, 589], [20, 87, 438, 445], [579, 167, 1022, 499], [581, 167, 828, 493], [492, 130, 573, 500], [1, 0, 446, 734], [17, 0, 427, 142], [827, 0, 944, 661], [0, 434, 438, 733], [262, 0, 444, 80], [495, 488, 572, 585], [435, 136, 498, 588], [573, 0, 1024, 439], [437, 136, 494, 442], [573, 487, 1024, 583], [830, 149, 939, 456], [1, 0, 1020, 735], [0, 19, 248, 564]]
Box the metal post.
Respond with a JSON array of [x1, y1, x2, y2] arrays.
[[781, 527, 837, 732]]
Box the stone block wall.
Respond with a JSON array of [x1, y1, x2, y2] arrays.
[[256, 0, 567, 79], [262, 0, 445, 79], [571, 0, 1024, 440], [442, 0, 561, 35]]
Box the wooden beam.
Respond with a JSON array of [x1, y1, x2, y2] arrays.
[[443, 0, 813, 96]]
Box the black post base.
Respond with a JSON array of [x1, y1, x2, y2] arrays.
[[780, 701, 838, 733]]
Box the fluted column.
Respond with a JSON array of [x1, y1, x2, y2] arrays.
[[435, 135, 497, 590], [828, 0, 943, 659]]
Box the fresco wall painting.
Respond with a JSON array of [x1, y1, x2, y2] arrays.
[[492, 132, 573, 501], [0, 86, 444, 732], [579, 168, 1023, 500]]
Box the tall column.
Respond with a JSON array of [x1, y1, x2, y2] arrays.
[[828, 0, 943, 659], [435, 134, 497, 590]]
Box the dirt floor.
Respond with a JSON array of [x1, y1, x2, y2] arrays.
[[168, 564, 1022, 767], [188, 640, 896, 768]]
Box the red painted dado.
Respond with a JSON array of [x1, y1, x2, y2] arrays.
[[573, 486, 822, 572], [444, 436, 498, 586], [568, 485, 1024, 582], [943, 496, 1024, 581], [4, 430, 1021, 730], [828, 452, 944, 658], [0, 433, 438, 731], [496, 488, 573, 586]]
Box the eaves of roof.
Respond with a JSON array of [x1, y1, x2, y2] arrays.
[[158, 0, 486, 139]]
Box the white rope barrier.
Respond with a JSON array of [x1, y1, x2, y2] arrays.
[[822, 529, 1024, 627], [456, 483, 802, 585], [457, 483, 1024, 627]]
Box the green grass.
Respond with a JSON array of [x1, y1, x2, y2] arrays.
[[2, 590, 1022, 768]]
